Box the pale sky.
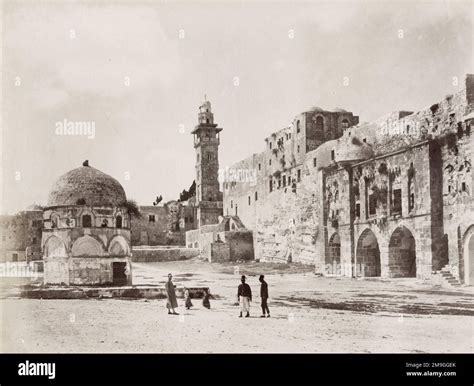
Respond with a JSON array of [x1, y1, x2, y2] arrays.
[[1, 0, 473, 214]]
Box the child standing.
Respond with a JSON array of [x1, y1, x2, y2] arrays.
[[202, 288, 213, 309], [184, 289, 193, 310]]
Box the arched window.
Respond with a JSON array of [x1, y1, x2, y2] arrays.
[[296, 120, 301, 133], [116, 216, 122, 229], [316, 116, 324, 131], [82, 215, 92, 228], [51, 214, 59, 229], [408, 162, 415, 212]]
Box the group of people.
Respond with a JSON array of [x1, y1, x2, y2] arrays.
[[165, 273, 212, 315], [165, 273, 271, 318], [237, 274, 270, 318]]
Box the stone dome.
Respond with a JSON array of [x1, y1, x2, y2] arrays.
[[47, 161, 127, 207], [337, 137, 374, 162], [315, 137, 374, 170]]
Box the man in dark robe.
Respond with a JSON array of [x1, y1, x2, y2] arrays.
[[259, 275, 270, 318], [165, 273, 179, 315]]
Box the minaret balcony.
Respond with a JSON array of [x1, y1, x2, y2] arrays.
[[193, 134, 221, 147]]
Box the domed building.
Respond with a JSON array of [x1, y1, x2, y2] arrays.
[[42, 160, 132, 286]]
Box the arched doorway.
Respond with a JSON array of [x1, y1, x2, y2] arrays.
[[356, 229, 381, 277], [316, 116, 324, 132], [463, 227, 474, 285], [388, 226, 416, 278], [328, 233, 341, 274]]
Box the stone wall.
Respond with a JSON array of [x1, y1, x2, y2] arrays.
[[225, 147, 324, 266], [438, 112, 474, 283], [222, 75, 474, 284], [223, 231, 254, 261], [131, 202, 196, 246], [44, 256, 132, 286], [208, 242, 230, 262], [185, 223, 254, 262], [0, 210, 43, 262], [20, 285, 210, 300], [185, 229, 201, 248], [131, 246, 199, 262], [43, 257, 70, 285]]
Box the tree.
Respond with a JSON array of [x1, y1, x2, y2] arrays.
[[178, 180, 196, 202], [121, 199, 141, 218], [153, 195, 163, 206]]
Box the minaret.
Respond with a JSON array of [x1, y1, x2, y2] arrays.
[[192, 98, 223, 227]]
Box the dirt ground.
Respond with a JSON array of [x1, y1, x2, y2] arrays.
[[1, 259, 473, 353]]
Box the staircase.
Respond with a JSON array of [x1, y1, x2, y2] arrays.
[[437, 265, 462, 288]]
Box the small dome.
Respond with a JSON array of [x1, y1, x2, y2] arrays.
[[339, 138, 374, 161], [315, 136, 374, 169], [47, 162, 127, 207]]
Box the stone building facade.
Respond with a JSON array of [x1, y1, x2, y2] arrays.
[[42, 161, 133, 286], [130, 200, 196, 246], [0, 205, 43, 262], [224, 75, 474, 285]]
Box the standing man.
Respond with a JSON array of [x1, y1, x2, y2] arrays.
[[237, 275, 252, 318], [165, 273, 179, 315], [259, 275, 270, 318]]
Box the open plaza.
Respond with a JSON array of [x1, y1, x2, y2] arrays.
[[1, 259, 472, 353]]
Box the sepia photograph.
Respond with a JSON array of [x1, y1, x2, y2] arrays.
[[0, 0, 473, 383]]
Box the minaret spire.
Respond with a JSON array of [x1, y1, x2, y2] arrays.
[[191, 99, 223, 227]]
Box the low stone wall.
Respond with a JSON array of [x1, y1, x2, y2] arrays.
[[18, 285, 209, 299], [132, 247, 199, 262]]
